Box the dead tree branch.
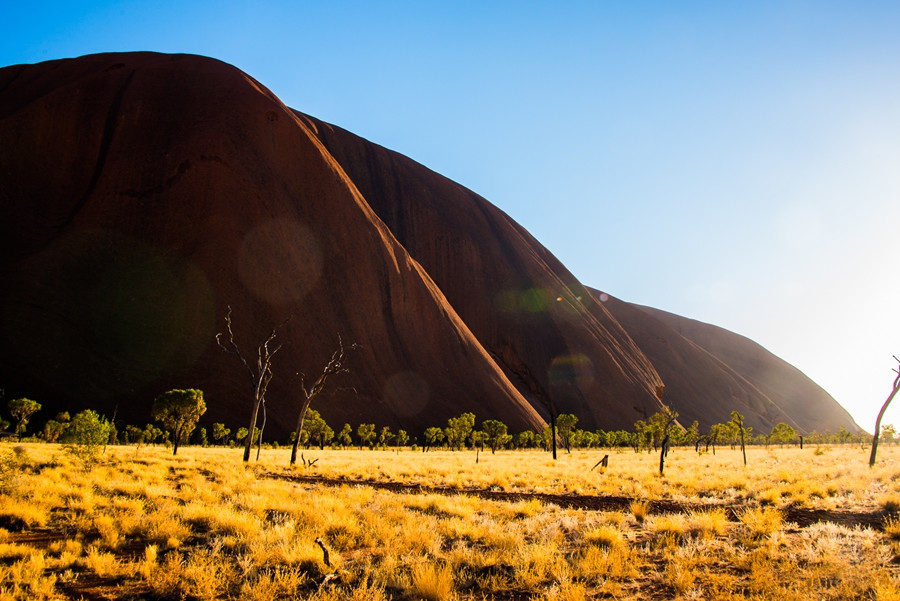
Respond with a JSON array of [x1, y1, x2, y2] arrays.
[[290, 336, 359, 466], [216, 306, 289, 462]]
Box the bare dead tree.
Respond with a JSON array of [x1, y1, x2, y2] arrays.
[[216, 306, 289, 462], [731, 410, 748, 466], [869, 355, 900, 467], [658, 405, 679, 475], [290, 336, 358, 466]]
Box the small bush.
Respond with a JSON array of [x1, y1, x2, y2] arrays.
[[61, 410, 110, 464]]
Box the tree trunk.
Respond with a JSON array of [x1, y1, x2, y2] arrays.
[[243, 393, 262, 462], [870, 358, 900, 467], [659, 433, 670, 475], [739, 426, 747, 466], [290, 395, 313, 466], [550, 411, 558, 460], [256, 402, 267, 461]]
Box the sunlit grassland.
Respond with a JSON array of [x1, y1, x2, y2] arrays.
[[0, 443, 899, 600], [269, 443, 900, 511]]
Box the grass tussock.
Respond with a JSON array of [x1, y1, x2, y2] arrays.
[[739, 506, 783, 539], [409, 562, 454, 600]]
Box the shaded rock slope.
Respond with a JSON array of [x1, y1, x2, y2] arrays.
[[0, 52, 858, 437]]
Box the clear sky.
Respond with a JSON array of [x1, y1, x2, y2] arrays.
[[3, 1, 899, 432]]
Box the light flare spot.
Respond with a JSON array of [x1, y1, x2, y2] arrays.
[[548, 354, 595, 389], [384, 371, 430, 418], [495, 288, 554, 314], [237, 218, 323, 305]]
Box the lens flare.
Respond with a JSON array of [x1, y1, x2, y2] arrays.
[[548, 354, 595, 389], [384, 371, 430, 417], [237, 218, 323, 305], [495, 288, 555, 314]]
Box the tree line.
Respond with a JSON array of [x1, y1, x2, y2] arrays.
[[0, 390, 876, 460], [0, 300, 878, 465]]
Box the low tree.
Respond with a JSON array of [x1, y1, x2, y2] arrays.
[[423, 426, 444, 452], [514, 430, 537, 449], [143, 423, 163, 445], [471, 430, 485, 457], [769, 422, 796, 447], [42, 418, 67, 443], [708, 422, 726, 454], [555, 413, 579, 453], [61, 410, 111, 463], [211, 423, 231, 446], [357, 423, 376, 449], [504, 362, 560, 458], [654, 404, 679, 475], [395, 429, 409, 448], [235, 427, 249, 445], [337, 423, 353, 447], [482, 419, 510, 453], [124, 425, 145, 447], [8, 398, 41, 438], [379, 426, 395, 449], [881, 424, 897, 444], [151, 389, 206, 455], [684, 420, 700, 449], [633, 419, 652, 452], [445, 413, 475, 450], [731, 410, 748, 466], [646, 407, 675, 451], [573, 429, 598, 448], [302, 409, 333, 450], [836, 425, 852, 445]]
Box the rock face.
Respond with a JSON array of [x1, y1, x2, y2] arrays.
[[0, 52, 859, 437], [593, 291, 857, 434], [626, 302, 858, 435]]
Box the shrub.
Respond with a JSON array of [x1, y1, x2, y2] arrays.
[[61, 410, 111, 464]]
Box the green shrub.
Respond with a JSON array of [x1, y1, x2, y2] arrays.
[[61, 410, 111, 464]]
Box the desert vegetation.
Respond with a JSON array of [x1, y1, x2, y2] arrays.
[[0, 442, 898, 600], [2, 389, 899, 599]]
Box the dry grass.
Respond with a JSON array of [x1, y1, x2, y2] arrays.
[[0, 443, 896, 600], [272, 444, 900, 511]]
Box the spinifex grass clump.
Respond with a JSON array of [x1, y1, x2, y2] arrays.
[[0, 444, 896, 600]]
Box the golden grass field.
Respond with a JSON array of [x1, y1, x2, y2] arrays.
[[1, 442, 899, 600]]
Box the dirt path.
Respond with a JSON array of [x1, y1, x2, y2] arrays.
[[264, 471, 890, 530]]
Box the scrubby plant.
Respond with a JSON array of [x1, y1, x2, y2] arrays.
[[60, 410, 110, 464]]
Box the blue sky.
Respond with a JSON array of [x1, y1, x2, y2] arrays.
[[4, 1, 900, 431]]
